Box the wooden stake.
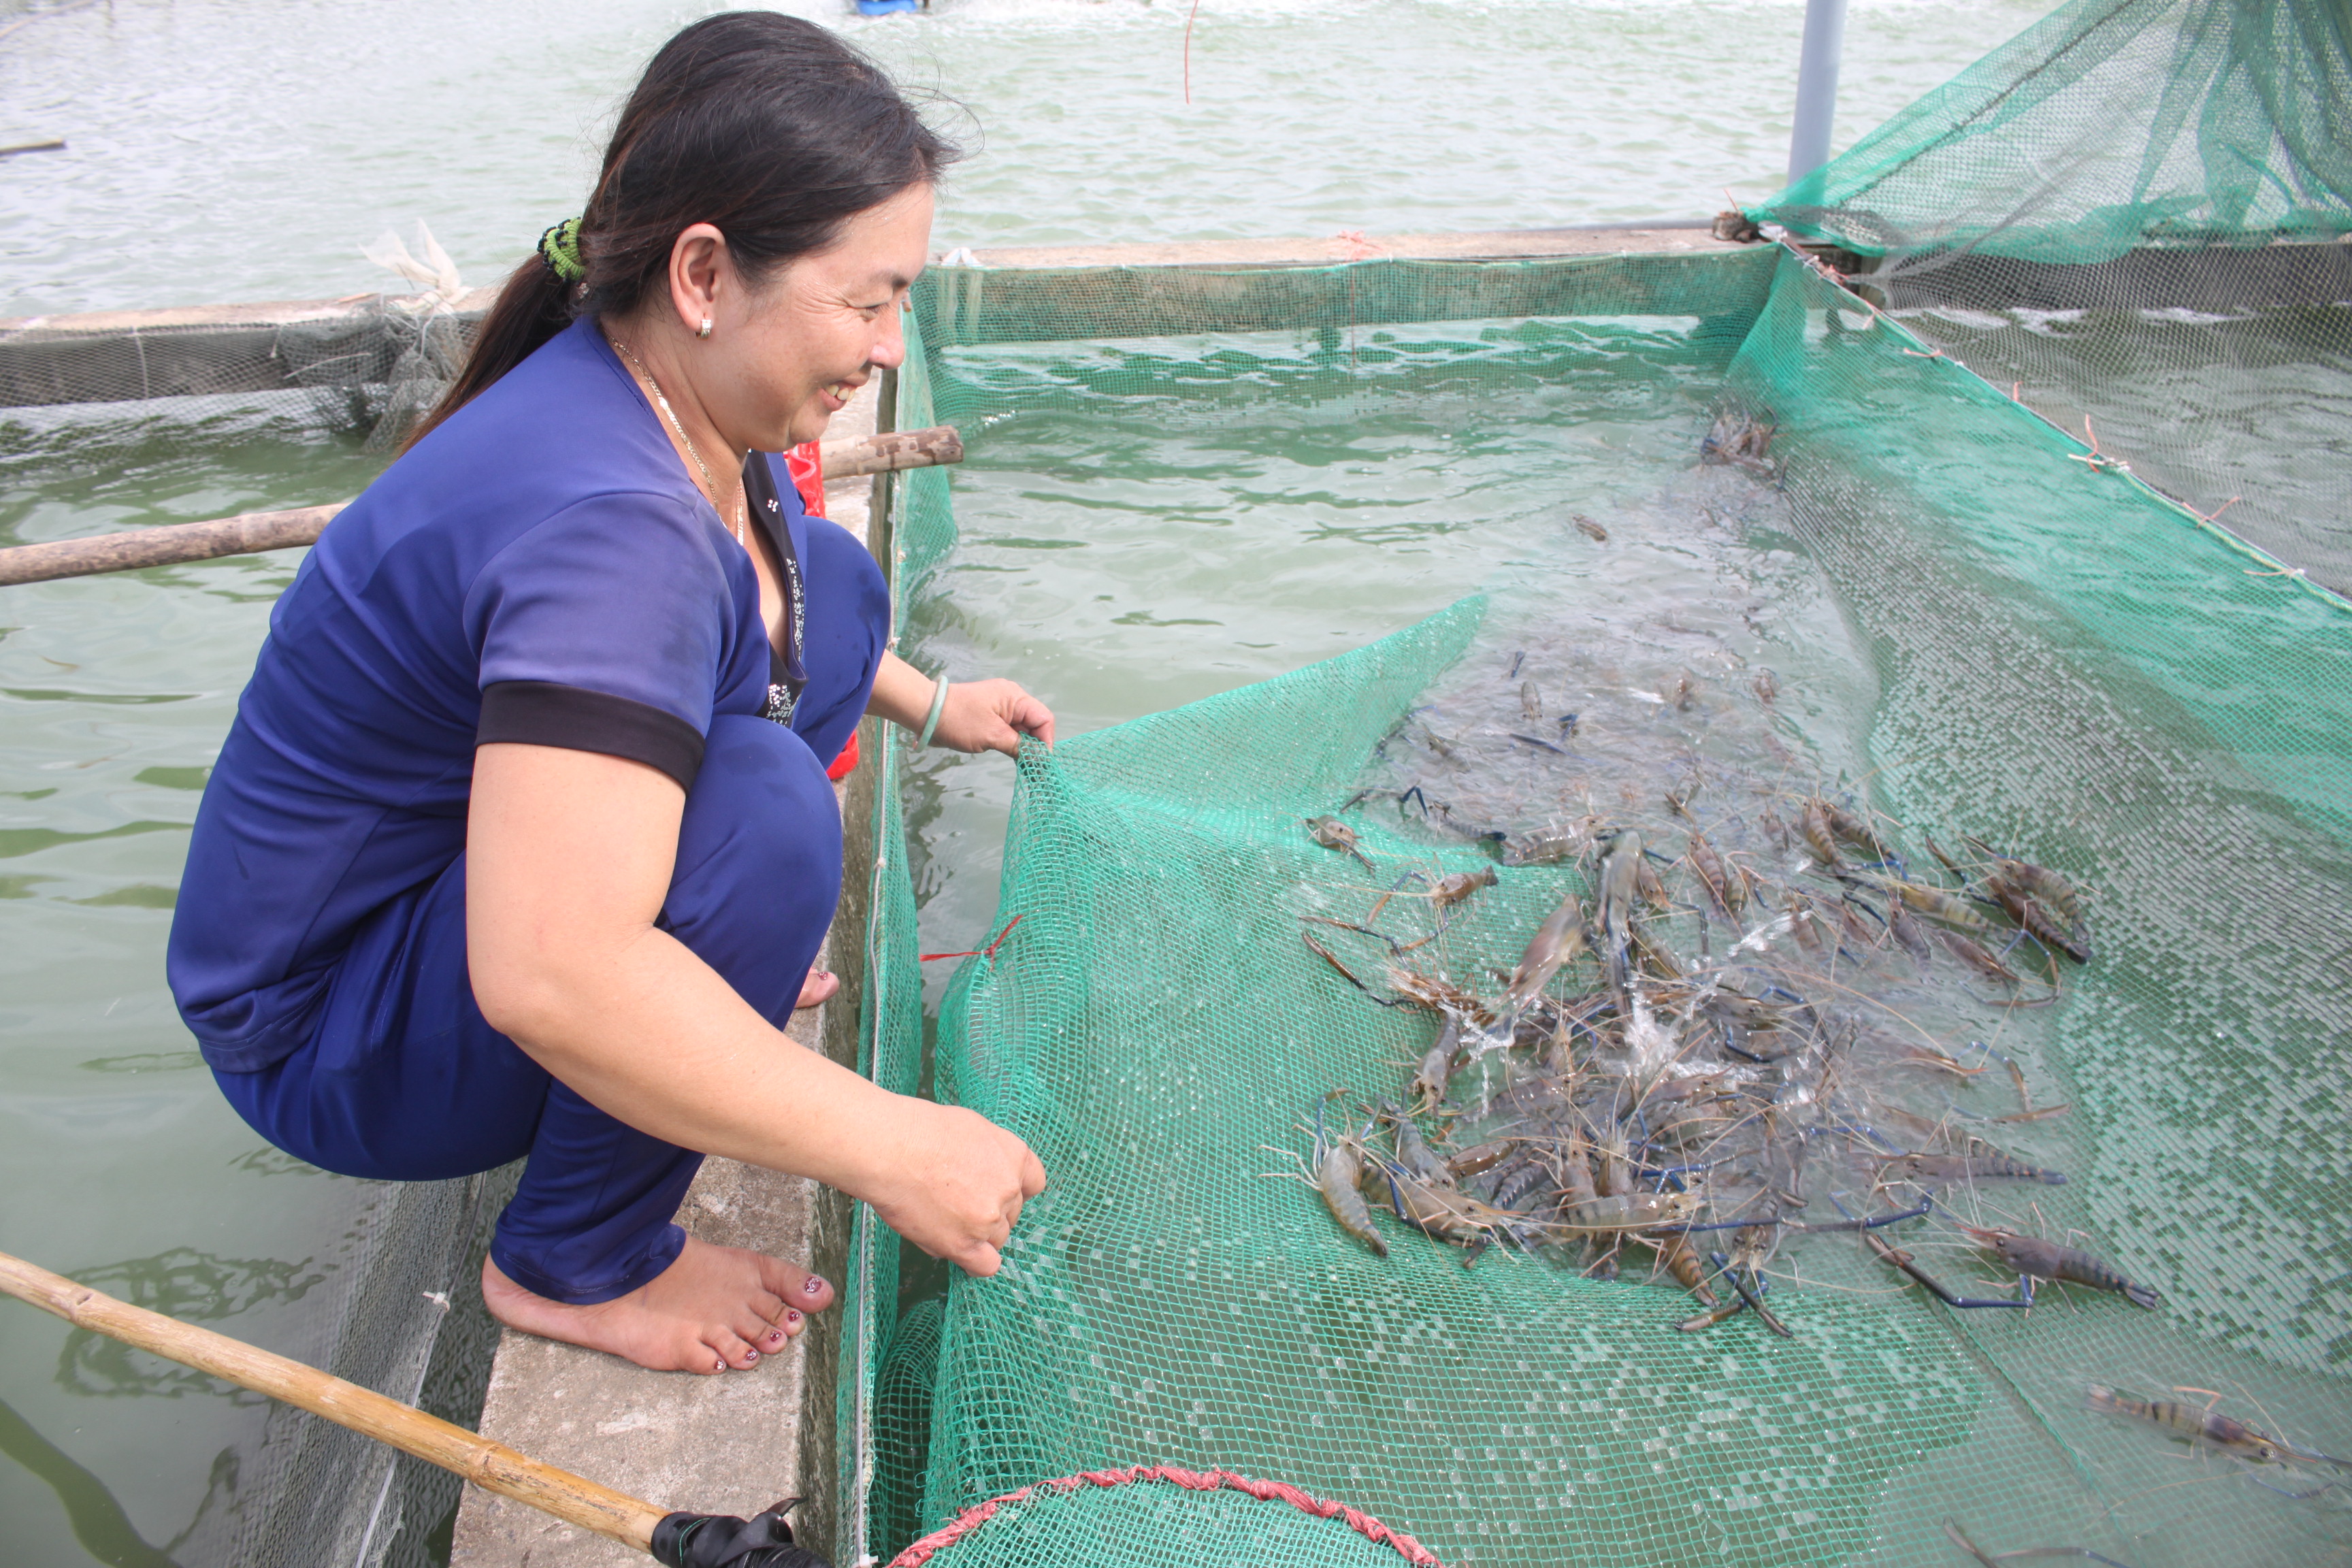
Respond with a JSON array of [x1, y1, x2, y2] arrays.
[[0, 1248, 669, 1556], [0, 423, 964, 587]]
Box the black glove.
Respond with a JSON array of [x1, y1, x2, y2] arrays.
[[650, 1499, 832, 1568]]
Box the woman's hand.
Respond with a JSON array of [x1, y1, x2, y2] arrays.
[[931, 677, 1053, 755], [867, 649, 1054, 755], [854, 1100, 1048, 1277]]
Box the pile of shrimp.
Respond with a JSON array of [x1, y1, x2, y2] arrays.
[[1286, 638, 2144, 1339]]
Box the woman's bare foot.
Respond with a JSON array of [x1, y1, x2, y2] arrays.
[[795, 969, 839, 1009], [482, 1237, 836, 1374]]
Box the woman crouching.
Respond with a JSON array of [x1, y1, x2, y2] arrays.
[[168, 12, 1047, 1375]]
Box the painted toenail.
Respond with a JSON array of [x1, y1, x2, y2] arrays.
[[714, 1360, 727, 1373], [745, 1350, 758, 1363], [804, 1277, 826, 1294], [786, 1308, 802, 1324]]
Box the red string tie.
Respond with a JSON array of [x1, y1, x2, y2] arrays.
[[919, 913, 1026, 964]]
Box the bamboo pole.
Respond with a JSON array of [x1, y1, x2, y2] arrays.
[[0, 1248, 670, 1556], [0, 423, 964, 588], [0, 504, 346, 585], [820, 423, 961, 478]]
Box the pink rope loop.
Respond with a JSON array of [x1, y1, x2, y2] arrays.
[[889, 1485, 1033, 1567], [888, 1465, 1441, 1567]]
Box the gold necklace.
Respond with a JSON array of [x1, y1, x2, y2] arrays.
[[608, 332, 746, 547]]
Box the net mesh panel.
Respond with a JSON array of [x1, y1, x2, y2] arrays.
[[0, 299, 472, 459], [151, 1169, 514, 1568], [875, 1298, 946, 1558], [840, 245, 2352, 1563], [838, 323, 958, 1567], [1754, 0, 2352, 595]]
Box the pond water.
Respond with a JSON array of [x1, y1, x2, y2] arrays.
[[0, 415, 458, 1563], [896, 316, 1860, 983], [0, 0, 2053, 317], [0, 1, 2059, 1563]]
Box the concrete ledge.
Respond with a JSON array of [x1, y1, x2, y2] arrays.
[[451, 380, 888, 1568], [447, 1154, 823, 1568], [936, 223, 1737, 270], [0, 229, 1749, 407], [917, 236, 1774, 346], [18, 223, 2340, 407], [0, 287, 501, 335]]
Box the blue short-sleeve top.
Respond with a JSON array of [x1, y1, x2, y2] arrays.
[[169, 316, 864, 1073]]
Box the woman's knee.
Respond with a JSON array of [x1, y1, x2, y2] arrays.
[[218, 858, 550, 1181], [662, 715, 843, 1017]]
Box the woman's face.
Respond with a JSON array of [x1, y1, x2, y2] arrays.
[[711, 181, 934, 450]]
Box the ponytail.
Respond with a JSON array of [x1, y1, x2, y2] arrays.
[[404, 252, 574, 449]]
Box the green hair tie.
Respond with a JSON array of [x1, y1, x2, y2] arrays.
[[537, 218, 585, 283]]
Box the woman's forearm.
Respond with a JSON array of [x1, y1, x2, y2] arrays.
[[500, 922, 1034, 1273], [495, 915, 896, 1188], [867, 649, 938, 730], [469, 742, 889, 1181]]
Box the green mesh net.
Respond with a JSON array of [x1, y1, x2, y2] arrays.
[[830, 233, 2352, 1568], [1752, 0, 2352, 595], [1763, 0, 2352, 259], [831, 17, 2352, 1558]]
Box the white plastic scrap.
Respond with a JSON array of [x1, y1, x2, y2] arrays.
[[1624, 993, 1676, 1079], [1729, 911, 1795, 957], [363, 221, 466, 315]]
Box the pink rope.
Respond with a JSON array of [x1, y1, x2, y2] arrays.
[[888, 1464, 1441, 1567]]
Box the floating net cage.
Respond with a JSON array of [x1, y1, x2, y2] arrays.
[[1753, 0, 2352, 598], [193, 1168, 516, 1568], [836, 4, 2352, 1565], [0, 297, 472, 466], [16, 1158, 511, 1568]]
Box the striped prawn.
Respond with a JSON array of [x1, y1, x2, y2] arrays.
[[1307, 1095, 1386, 1258], [1957, 1225, 2160, 1310]]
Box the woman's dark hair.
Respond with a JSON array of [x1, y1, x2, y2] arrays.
[[408, 11, 956, 446]]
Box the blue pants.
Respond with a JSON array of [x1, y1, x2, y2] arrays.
[[218, 533, 885, 1304]]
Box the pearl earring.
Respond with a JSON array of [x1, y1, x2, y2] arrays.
[[697, 317, 713, 340]]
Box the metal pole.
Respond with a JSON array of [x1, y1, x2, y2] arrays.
[[1786, 0, 1848, 186]]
